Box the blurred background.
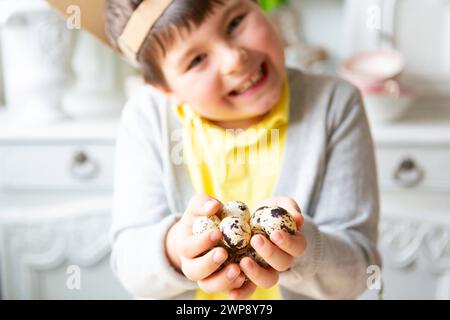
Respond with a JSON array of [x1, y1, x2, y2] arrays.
[[0, 0, 449, 300]]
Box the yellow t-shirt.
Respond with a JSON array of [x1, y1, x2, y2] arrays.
[[176, 78, 290, 300]]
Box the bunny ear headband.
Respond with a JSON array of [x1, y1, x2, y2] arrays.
[[46, 0, 173, 65]]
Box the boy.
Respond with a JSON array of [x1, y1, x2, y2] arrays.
[[99, 0, 379, 299]]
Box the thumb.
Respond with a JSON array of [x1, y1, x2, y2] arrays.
[[184, 194, 222, 220]]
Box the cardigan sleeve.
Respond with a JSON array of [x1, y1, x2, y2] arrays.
[[279, 84, 382, 299], [109, 92, 197, 299]]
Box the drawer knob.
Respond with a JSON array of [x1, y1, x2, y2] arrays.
[[393, 158, 424, 188], [70, 151, 100, 181]]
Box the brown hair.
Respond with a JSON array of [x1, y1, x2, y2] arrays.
[[104, 0, 228, 90]]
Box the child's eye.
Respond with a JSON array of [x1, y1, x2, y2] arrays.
[[227, 14, 246, 35], [188, 54, 206, 70]]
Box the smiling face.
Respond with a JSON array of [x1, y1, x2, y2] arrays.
[[158, 0, 286, 129]]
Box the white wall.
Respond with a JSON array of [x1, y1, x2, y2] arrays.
[[294, 0, 346, 62]]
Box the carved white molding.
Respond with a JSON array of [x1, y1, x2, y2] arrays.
[[380, 214, 450, 300], [1, 210, 112, 299], [9, 213, 111, 265], [380, 217, 423, 269], [380, 215, 450, 271]]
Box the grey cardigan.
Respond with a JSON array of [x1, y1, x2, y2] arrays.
[[110, 67, 381, 299]]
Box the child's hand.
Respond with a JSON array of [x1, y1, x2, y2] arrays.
[[165, 194, 246, 294], [229, 197, 307, 300]]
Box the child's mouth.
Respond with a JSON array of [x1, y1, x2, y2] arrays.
[[228, 62, 268, 97]]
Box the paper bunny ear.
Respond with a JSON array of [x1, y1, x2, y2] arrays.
[[46, 0, 110, 46], [46, 0, 173, 64]]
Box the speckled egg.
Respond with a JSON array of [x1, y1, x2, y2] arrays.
[[227, 246, 269, 269], [221, 201, 250, 222], [259, 206, 297, 236], [250, 206, 267, 235], [192, 215, 221, 235], [219, 216, 251, 250], [225, 247, 248, 265]]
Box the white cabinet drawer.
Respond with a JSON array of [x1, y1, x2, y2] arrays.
[[376, 146, 450, 191], [0, 145, 115, 191]]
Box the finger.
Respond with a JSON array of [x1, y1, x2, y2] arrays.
[[251, 234, 293, 272], [270, 230, 307, 257], [179, 196, 223, 236], [185, 194, 223, 220], [181, 247, 228, 281], [230, 274, 246, 289], [293, 211, 304, 230], [179, 229, 222, 258], [281, 197, 302, 214], [253, 198, 277, 211], [239, 257, 279, 289], [198, 263, 242, 294], [254, 196, 295, 210], [229, 280, 257, 300]]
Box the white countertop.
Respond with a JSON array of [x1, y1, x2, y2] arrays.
[[0, 191, 112, 222], [1, 96, 449, 145], [370, 97, 450, 145], [0, 108, 119, 144]]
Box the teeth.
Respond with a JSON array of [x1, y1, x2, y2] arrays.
[[234, 67, 263, 94]]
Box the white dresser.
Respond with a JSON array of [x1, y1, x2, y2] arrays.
[[0, 112, 131, 299], [1, 96, 449, 299], [362, 98, 450, 300]]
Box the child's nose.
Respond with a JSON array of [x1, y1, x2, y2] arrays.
[[221, 47, 249, 75]]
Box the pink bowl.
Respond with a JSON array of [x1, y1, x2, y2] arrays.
[[340, 50, 405, 90]]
